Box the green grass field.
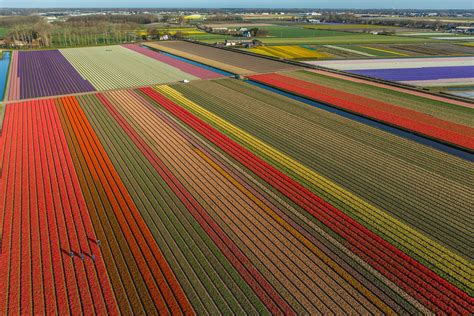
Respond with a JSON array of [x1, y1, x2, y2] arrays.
[[186, 25, 348, 41], [300, 24, 399, 30], [258, 25, 349, 37], [179, 24, 462, 47], [200, 33, 439, 45], [186, 33, 236, 41]]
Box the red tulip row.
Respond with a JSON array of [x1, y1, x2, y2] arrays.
[[140, 86, 473, 315], [248, 73, 474, 151], [0, 99, 117, 315]]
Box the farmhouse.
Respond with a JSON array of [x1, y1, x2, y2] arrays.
[[455, 26, 474, 34], [217, 39, 262, 48]]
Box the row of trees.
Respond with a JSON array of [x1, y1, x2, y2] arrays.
[[51, 22, 141, 47], [0, 15, 157, 48], [320, 13, 467, 30], [0, 16, 43, 27], [67, 13, 160, 25], [0, 13, 200, 48], [205, 14, 243, 22], [3, 19, 53, 48], [2, 21, 142, 48]]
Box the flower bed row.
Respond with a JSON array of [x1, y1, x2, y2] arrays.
[[161, 79, 473, 279], [99, 88, 395, 314], [9, 50, 96, 100], [56, 95, 192, 315], [122, 44, 225, 80], [248, 73, 474, 151], [0, 99, 116, 314], [6, 51, 20, 101], [78, 90, 269, 314], [2, 80, 471, 314], [60, 46, 198, 91], [96, 90, 291, 314], [141, 86, 473, 314], [4, 45, 229, 101]]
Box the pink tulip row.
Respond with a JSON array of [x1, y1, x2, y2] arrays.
[[6, 51, 20, 101], [122, 44, 225, 80]]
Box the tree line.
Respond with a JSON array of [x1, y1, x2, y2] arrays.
[[67, 14, 160, 25], [0, 15, 159, 48]]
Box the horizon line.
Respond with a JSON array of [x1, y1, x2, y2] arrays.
[[3, 7, 474, 10]]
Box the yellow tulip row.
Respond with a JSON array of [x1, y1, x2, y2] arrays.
[[250, 46, 331, 59]]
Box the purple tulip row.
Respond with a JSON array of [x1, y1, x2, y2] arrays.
[[350, 65, 474, 81], [14, 50, 96, 100]]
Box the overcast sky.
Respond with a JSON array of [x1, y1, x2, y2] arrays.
[[4, 0, 474, 9]]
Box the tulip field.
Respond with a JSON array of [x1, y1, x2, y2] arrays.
[[1, 41, 473, 314], [289, 70, 474, 123], [59, 45, 198, 91], [145, 41, 300, 74], [248, 72, 474, 151], [0, 99, 118, 314], [122, 44, 225, 79], [1, 73, 473, 314], [306, 57, 474, 87], [248, 45, 332, 59], [6, 50, 96, 100], [4, 45, 226, 101]]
